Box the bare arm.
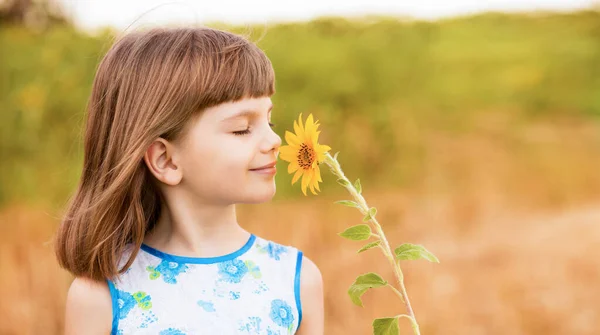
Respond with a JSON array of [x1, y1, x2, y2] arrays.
[[64, 277, 113, 335], [296, 256, 324, 335]]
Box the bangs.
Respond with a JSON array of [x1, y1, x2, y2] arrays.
[[193, 31, 276, 108]]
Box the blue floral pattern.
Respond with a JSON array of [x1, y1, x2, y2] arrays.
[[217, 259, 248, 283], [146, 260, 189, 284], [116, 289, 137, 320], [238, 316, 263, 333], [159, 328, 186, 335], [116, 290, 153, 320], [197, 300, 216, 312], [269, 299, 295, 328], [112, 236, 301, 334], [258, 242, 288, 261], [229, 291, 241, 300]]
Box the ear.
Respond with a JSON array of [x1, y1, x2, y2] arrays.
[[143, 138, 182, 186]]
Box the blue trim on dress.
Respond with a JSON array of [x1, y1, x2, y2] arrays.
[[294, 250, 304, 329], [106, 279, 119, 335], [140, 234, 256, 264]]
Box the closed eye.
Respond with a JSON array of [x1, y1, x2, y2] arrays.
[[233, 128, 251, 136], [233, 122, 275, 136]]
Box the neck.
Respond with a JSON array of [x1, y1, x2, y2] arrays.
[[143, 194, 250, 258]]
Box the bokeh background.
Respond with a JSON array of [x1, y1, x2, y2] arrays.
[[1, 0, 600, 334]]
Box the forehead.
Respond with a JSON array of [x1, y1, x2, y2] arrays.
[[208, 97, 273, 121], [178, 96, 273, 144]]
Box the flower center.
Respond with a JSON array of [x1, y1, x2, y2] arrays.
[[297, 143, 316, 169], [279, 307, 288, 319]]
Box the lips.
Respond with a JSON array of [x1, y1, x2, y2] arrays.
[[250, 161, 277, 171]]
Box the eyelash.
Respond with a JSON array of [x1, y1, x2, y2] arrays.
[[233, 122, 276, 136]]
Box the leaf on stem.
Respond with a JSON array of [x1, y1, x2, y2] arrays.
[[338, 224, 372, 241], [348, 272, 387, 307], [334, 200, 360, 209], [337, 178, 351, 187], [354, 178, 362, 194], [357, 240, 381, 253], [394, 243, 440, 263], [372, 317, 399, 335], [369, 207, 377, 217], [333, 151, 340, 161], [363, 207, 378, 222]]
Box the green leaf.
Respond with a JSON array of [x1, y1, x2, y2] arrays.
[[337, 178, 350, 187], [333, 151, 340, 161], [373, 317, 399, 335], [334, 200, 360, 209], [358, 240, 381, 253], [369, 207, 377, 217], [363, 207, 377, 222], [338, 224, 372, 241], [394, 243, 440, 263], [354, 178, 362, 194], [347, 272, 387, 307]]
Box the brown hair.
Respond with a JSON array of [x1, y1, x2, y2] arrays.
[[54, 27, 275, 281]]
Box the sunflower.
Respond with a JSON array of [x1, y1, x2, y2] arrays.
[[279, 113, 331, 196]]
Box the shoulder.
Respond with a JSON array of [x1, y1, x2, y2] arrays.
[[297, 255, 325, 334], [300, 256, 323, 291], [252, 235, 297, 259], [64, 277, 113, 335]]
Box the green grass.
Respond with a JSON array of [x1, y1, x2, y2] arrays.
[[1, 10, 599, 207]]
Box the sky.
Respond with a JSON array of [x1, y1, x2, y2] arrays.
[[62, 0, 597, 32]]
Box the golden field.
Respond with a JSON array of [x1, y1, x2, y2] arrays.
[[2, 114, 599, 334], [3, 6, 600, 334]]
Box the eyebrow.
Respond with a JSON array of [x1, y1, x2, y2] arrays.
[[221, 104, 273, 122]]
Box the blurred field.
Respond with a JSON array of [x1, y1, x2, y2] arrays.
[[2, 6, 600, 335], [2, 114, 599, 334], [3, 10, 600, 205]]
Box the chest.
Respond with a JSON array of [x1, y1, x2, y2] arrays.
[[113, 253, 299, 335]]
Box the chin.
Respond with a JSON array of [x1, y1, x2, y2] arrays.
[[240, 184, 277, 204]]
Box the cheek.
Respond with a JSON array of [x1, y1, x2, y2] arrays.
[[188, 141, 252, 179]]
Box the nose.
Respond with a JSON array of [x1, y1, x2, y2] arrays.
[[259, 124, 282, 155]]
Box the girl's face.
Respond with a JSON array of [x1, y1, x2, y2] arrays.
[[176, 96, 281, 204]]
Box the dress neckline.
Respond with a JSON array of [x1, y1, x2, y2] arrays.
[[140, 234, 256, 264]]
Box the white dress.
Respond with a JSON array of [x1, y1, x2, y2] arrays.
[[107, 234, 303, 335]]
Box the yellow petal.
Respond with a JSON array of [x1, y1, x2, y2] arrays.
[[318, 144, 331, 153], [314, 177, 321, 192], [287, 161, 299, 174], [285, 131, 301, 146], [291, 169, 303, 185], [279, 145, 298, 162], [300, 169, 313, 196], [315, 165, 323, 182], [295, 124, 307, 143], [279, 144, 296, 153], [309, 182, 317, 195], [312, 130, 321, 144], [296, 113, 305, 134], [316, 144, 331, 163], [304, 114, 316, 140]]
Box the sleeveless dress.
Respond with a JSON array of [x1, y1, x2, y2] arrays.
[[106, 234, 303, 335]]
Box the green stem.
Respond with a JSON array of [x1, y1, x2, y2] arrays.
[[386, 284, 405, 304], [323, 152, 422, 335]]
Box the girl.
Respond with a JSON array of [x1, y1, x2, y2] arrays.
[[54, 27, 324, 335]]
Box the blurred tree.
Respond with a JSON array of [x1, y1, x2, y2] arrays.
[[0, 0, 69, 29]]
